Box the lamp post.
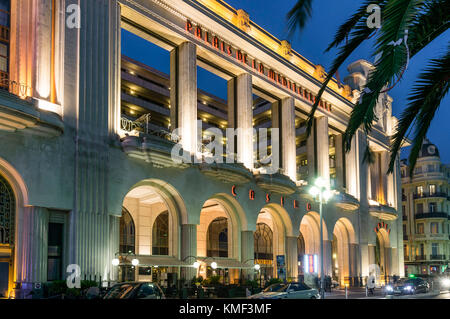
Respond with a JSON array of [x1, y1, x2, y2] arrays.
[[309, 177, 334, 299], [242, 259, 261, 283], [112, 251, 139, 282]]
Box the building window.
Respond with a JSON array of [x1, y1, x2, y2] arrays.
[[0, 0, 10, 90], [403, 244, 408, 259], [415, 166, 422, 175], [429, 184, 436, 195], [207, 217, 228, 258], [416, 203, 423, 214], [119, 208, 135, 254], [152, 211, 169, 256], [429, 202, 437, 213], [431, 243, 438, 256], [0, 173, 14, 245], [416, 186, 424, 196], [417, 223, 424, 234], [403, 224, 407, 235], [254, 223, 273, 261], [430, 222, 439, 234], [47, 223, 63, 281]]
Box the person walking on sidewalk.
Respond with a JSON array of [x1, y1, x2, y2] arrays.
[[367, 274, 376, 296]]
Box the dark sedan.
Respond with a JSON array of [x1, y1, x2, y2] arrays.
[[103, 282, 165, 299], [385, 278, 429, 295]]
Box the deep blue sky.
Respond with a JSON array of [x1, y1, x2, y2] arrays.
[[122, 0, 450, 163]]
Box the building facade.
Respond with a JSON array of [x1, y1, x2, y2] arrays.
[[0, 0, 405, 298], [401, 139, 450, 275]]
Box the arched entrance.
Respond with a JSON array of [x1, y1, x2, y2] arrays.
[[0, 173, 15, 298], [254, 204, 292, 285], [197, 198, 240, 285], [119, 182, 184, 288], [375, 228, 390, 285], [299, 211, 328, 282], [332, 218, 357, 286]]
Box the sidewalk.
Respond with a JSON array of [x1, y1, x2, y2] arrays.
[[324, 287, 385, 299]]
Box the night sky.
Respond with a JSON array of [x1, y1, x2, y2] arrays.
[[122, 0, 450, 163]]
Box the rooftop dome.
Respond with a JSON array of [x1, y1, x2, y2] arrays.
[[418, 138, 440, 158]]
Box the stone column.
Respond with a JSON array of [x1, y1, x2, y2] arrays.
[[345, 134, 359, 199], [285, 236, 298, 280], [323, 240, 332, 277], [181, 224, 197, 281], [281, 98, 296, 181], [357, 130, 370, 277], [316, 116, 330, 184], [241, 231, 254, 281], [170, 41, 198, 155], [227, 73, 253, 169], [19, 207, 49, 294]]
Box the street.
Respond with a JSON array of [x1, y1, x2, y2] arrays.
[[324, 288, 450, 299]]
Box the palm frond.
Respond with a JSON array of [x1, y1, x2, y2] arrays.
[[343, 0, 424, 152], [408, 0, 450, 56], [325, 0, 386, 52], [306, 23, 375, 136], [391, 49, 450, 176], [286, 0, 314, 37]]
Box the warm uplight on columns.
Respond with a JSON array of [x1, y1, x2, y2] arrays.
[[316, 117, 330, 186], [170, 42, 198, 155]]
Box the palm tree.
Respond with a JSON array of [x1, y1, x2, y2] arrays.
[[287, 0, 449, 176]]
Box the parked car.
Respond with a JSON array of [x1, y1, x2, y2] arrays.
[[103, 282, 165, 299], [248, 282, 320, 299], [385, 278, 429, 295]]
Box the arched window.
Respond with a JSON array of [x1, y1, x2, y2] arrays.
[[119, 208, 135, 254], [0, 174, 14, 245], [152, 211, 169, 255], [254, 223, 273, 261], [207, 217, 228, 258]]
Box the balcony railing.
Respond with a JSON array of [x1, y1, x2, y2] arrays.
[[413, 192, 448, 199], [415, 212, 448, 219], [415, 255, 426, 261], [430, 255, 446, 260]]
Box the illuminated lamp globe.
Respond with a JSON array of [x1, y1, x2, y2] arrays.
[[323, 189, 333, 201], [131, 258, 139, 266], [112, 258, 120, 266], [193, 262, 200, 269], [254, 264, 261, 271], [315, 177, 327, 188], [309, 186, 319, 197], [211, 262, 218, 270]]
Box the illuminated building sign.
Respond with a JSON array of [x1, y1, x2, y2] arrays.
[[303, 254, 318, 274], [374, 221, 391, 235], [185, 20, 333, 113], [231, 185, 299, 209]]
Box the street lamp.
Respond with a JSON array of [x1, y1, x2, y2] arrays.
[[112, 251, 139, 282], [309, 177, 334, 299]]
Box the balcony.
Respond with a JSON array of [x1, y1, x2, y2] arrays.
[[254, 171, 297, 195], [120, 117, 190, 168], [0, 89, 63, 136], [415, 255, 426, 261], [413, 192, 448, 200], [369, 204, 398, 221], [197, 161, 253, 184], [430, 255, 446, 261], [415, 212, 448, 220], [333, 191, 360, 211]]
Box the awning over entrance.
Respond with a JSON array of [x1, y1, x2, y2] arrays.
[[135, 256, 190, 267], [203, 259, 252, 269]]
